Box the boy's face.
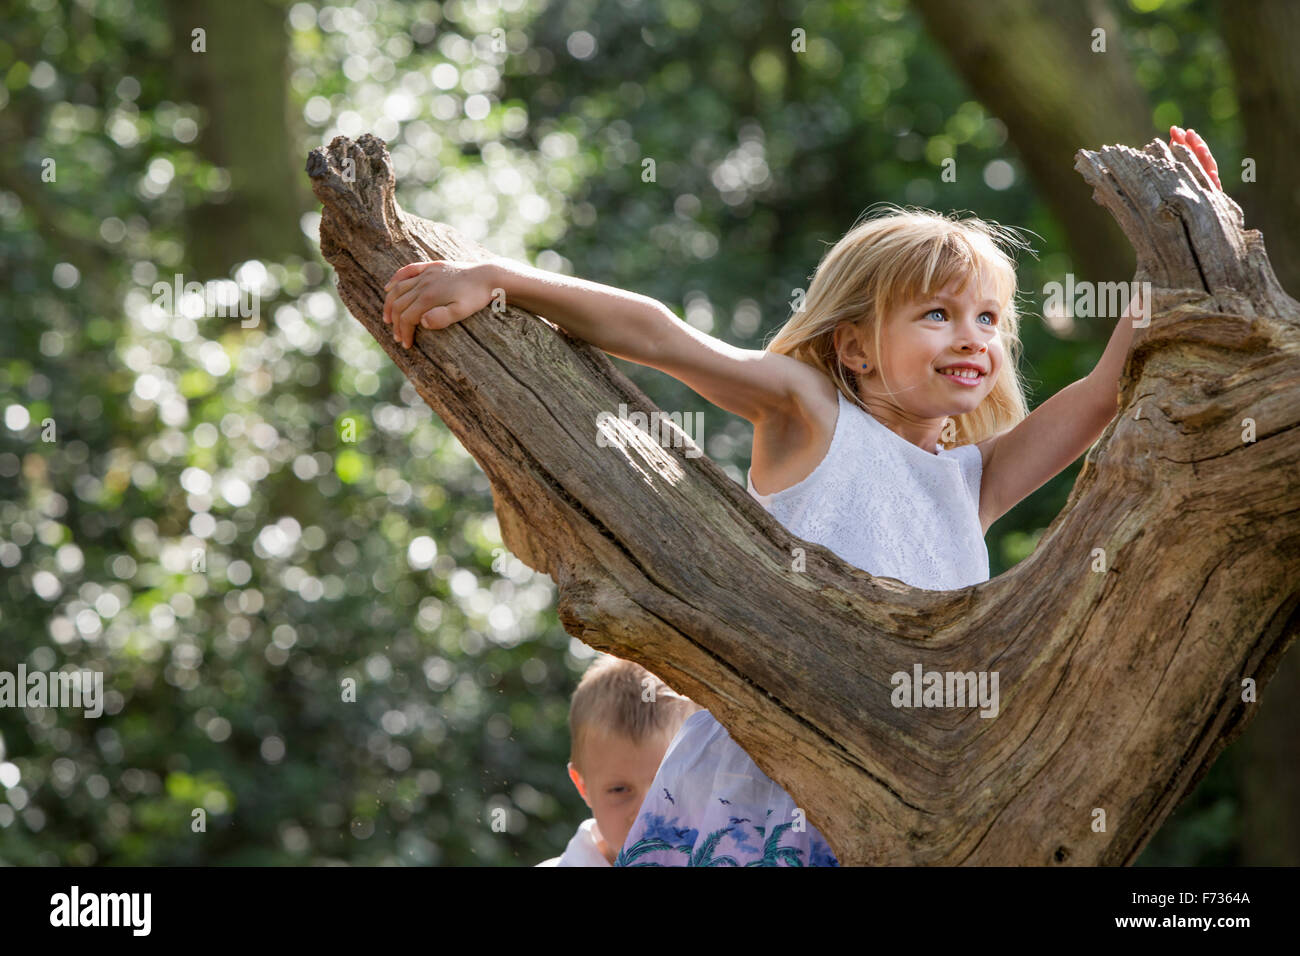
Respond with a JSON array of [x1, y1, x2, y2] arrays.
[[854, 275, 1005, 419], [568, 728, 676, 864]]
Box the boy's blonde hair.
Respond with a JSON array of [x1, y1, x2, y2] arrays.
[[568, 655, 700, 772], [765, 204, 1034, 447]]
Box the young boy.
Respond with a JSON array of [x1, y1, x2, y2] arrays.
[[536, 654, 701, 866]]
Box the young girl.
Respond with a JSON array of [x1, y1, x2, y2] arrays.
[[383, 127, 1222, 866]]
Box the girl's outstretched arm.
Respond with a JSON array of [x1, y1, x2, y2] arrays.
[[382, 256, 814, 426], [976, 127, 1223, 530]]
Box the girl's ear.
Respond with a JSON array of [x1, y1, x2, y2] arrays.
[[833, 320, 867, 371]]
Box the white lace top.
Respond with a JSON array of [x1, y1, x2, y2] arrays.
[[746, 389, 989, 590]]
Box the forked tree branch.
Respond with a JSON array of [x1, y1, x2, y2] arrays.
[[307, 135, 1300, 865]]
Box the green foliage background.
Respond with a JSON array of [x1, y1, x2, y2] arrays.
[[0, 0, 1255, 865]]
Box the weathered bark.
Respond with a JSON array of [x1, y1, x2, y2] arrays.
[[306, 134, 1299, 866]]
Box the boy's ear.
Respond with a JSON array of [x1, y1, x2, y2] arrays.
[[567, 762, 591, 806]]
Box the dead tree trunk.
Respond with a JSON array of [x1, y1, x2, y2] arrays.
[[306, 134, 1300, 866]]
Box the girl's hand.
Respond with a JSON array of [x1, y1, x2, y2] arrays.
[[382, 260, 499, 349], [1170, 126, 1223, 191]]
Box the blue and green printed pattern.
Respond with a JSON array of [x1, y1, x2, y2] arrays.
[[615, 799, 840, 867]]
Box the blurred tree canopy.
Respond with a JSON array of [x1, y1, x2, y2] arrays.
[[0, 0, 1290, 865]]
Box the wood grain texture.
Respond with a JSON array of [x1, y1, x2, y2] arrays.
[[307, 134, 1300, 865]]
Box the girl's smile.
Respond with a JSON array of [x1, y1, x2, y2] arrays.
[[937, 365, 987, 386]]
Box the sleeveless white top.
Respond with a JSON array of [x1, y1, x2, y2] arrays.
[[616, 392, 991, 867], [746, 390, 989, 590]]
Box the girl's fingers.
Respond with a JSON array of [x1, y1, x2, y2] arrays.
[[1187, 129, 1222, 189], [396, 294, 454, 345], [383, 260, 436, 291], [391, 299, 413, 342], [390, 286, 424, 324], [394, 305, 417, 348], [386, 274, 443, 331], [383, 259, 446, 294], [388, 276, 421, 304], [1186, 133, 1220, 189], [383, 265, 417, 294], [381, 262, 458, 344], [384, 278, 410, 324], [1169, 125, 1222, 191], [384, 276, 418, 325]]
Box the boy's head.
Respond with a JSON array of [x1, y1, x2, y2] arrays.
[[765, 204, 1033, 446], [566, 655, 701, 864]]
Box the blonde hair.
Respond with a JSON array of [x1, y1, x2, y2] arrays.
[[568, 655, 701, 772], [765, 204, 1035, 446]]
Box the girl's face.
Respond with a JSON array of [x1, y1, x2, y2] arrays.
[[856, 276, 1005, 419]]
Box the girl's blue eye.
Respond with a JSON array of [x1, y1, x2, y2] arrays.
[[925, 308, 997, 325]]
